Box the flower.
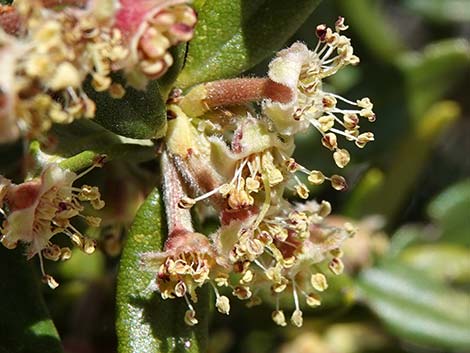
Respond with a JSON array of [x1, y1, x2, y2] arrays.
[[211, 199, 354, 327], [114, 0, 196, 86], [141, 231, 216, 302], [0, 0, 129, 142], [263, 17, 375, 168], [0, 163, 104, 288], [0, 0, 197, 141], [144, 17, 376, 327]]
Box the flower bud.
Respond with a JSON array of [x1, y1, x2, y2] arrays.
[[184, 309, 198, 326], [291, 309, 303, 327], [311, 273, 328, 292], [216, 295, 230, 315], [272, 310, 287, 327]]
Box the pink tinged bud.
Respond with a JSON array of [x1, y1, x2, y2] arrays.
[[164, 231, 211, 253], [0, 6, 22, 36], [115, 0, 154, 40], [139, 27, 170, 58], [169, 22, 194, 42], [315, 24, 327, 41], [6, 181, 42, 212]]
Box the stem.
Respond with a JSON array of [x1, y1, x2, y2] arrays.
[[180, 78, 293, 118], [58, 144, 156, 172], [41, 0, 87, 7], [161, 150, 194, 235]]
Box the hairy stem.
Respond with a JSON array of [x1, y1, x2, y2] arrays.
[[180, 78, 293, 117], [161, 150, 194, 235]]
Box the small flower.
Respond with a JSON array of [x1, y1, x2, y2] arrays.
[[0, 0, 128, 141], [115, 0, 196, 86], [262, 17, 376, 168], [0, 163, 104, 288], [215, 295, 230, 315], [184, 309, 198, 326], [141, 231, 216, 302], [272, 310, 287, 327]]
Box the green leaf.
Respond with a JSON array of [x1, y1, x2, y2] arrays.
[[177, 0, 321, 88], [192, 0, 207, 11], [0, 247, 63, 353], [116, 187, 209, 353], [158, 45, 186, 100], [358, 261, 470, 351], [402, 0, 470, 23], [33, 120, 156, 172], [87, 77, 167, 139], [428, 179, 470, 245], [398, 39, 470, 119]]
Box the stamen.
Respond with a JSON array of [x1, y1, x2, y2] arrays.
[[330, 93, 359, 106], [329, 127, 358, 141], [254, 259, 267, 271]]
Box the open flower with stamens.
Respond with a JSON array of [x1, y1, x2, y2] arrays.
[[115, 0, 196, 86], [141, 231, 215, 301], [211, 199, 354, 327], [168, 108, 294, 212], [0, 0, 128, 141], [141, 231, 217, 324], [262, 17, 375, 168], [0, 163, 104, 288]]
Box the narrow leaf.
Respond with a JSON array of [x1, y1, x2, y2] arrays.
[[177, 0, 321, 88], [358, 262, 470, 351], [116, 187, 209, 353], [0, 247, 63, 353]]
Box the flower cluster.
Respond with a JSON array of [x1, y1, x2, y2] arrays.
[[0, 0, 195, 142], [115, 0, 197, 86], [141, 18, 376, 326], [0, 162, 105, 289]]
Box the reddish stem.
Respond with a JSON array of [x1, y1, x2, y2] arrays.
[[161, 150, 194, 236], [204, 78, 293, 108], [41, 0, 87, 7]]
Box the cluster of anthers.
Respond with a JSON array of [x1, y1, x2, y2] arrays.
[[0, 160, 105, 289], [141, 17, 375, 327], [0, 0, 196, 142], [115, 0, 197, 84]]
